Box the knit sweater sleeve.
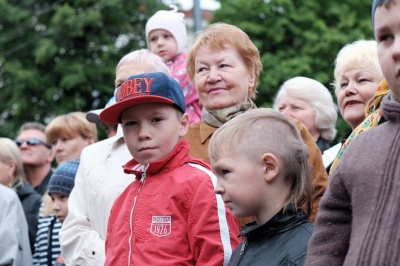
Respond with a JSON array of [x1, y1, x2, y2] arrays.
[[305, 170, 352, 266]]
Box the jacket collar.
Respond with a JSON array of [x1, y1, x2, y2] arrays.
[[123, 138, 193, 178], [240, 206, 309, 239], [199, 121, 217, 144]]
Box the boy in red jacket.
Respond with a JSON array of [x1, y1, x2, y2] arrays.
[[100, 72, 239, 265]]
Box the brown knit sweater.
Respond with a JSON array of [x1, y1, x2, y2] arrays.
[[305, 93, 400, 265]]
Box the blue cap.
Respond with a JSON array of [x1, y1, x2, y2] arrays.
[[86, 96, 117, 123], [100, 72, 186, 124], [49, 159, 79, 196]]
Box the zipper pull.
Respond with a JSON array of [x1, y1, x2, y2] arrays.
[[140, 172, 146, 183], [140, 164, 149, 184], [240, 238, 247, 255]]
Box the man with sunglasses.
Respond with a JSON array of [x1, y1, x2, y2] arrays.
[[15, 122, 55, 195]]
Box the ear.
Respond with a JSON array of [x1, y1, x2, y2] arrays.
[[261, 153, 280, 183], [8, 161, 16, 178], [248, 71, 256, 88], [179, 113, 190, 137]]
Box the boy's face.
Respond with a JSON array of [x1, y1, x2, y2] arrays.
[[50, 193, 69, 223], [148, 29, 178, 62], [212, 152, 268, 220], [121, 103, 188, 165], [375, 1, 400, 99]]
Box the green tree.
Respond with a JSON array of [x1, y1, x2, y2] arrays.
[[0, 0, 167, 139], [212, 0, 374, 141]]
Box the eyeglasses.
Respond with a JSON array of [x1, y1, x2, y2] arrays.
[[15, 138, 52, 149]]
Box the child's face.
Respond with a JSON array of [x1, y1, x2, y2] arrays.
[[148, 29, 178, 62], [50, 193, 69, 223], [375, 1, 400, 99], [121, 103, 188, 165], [212, 152, 269, 221]]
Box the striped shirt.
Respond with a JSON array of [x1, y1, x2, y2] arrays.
[[33, 214, 62, 266]]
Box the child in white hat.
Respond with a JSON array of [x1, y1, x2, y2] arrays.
[[146, 5, 202, 125]]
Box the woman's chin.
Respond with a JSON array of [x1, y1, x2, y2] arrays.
[[206, 102, 238, 111]]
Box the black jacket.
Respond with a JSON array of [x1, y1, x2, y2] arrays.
[[316, 138, 330, 153], [34, 169, 53, 196], [15, 181, 42, 253], [228, 207, 313, 266]]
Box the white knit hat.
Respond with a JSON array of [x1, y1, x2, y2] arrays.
[[145, 5, 187, 54]]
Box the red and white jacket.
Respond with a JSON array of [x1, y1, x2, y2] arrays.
[[105, 139, 240, 266]]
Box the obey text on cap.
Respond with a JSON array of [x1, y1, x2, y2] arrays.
[[117, 77, 155, 102]]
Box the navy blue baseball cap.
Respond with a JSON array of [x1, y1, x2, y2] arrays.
[[100, 72, 186, 124]]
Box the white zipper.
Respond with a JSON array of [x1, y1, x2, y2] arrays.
[[127, 165, 148, 266]]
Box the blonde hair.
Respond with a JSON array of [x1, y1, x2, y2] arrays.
[[0, 138, 26, 186], [186, 22, 262, 100], [45, 111, 98, 143], [208, 108, 312, 214], [274, 76, 338, 143], [333, 40, 383, 96]]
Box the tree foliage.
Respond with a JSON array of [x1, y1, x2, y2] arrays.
[[0, 0, 167, 138], [212, 0, 374, 140]]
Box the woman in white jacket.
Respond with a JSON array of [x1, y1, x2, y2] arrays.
[[0, 184, 32, 266]]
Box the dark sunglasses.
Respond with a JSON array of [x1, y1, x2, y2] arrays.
[[15, 138, 52, 149]]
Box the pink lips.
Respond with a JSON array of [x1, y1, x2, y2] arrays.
[[208, 87, 225, 94], [139, 147, 153, 152], [344, 100, 362, 108]]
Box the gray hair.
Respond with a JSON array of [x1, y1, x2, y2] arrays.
[[273, 76, 338, 143]]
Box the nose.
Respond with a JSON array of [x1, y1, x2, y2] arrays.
[[53, 140, 63, 150], [214, 180, 224, 195], [19, 141, 29, 149], [138, 124, 151, 141], [280, 107, 292, 117], [392, 37, 400, 61], [344, 81, 357, 96], [53, 201, 61, 211], [207, 67, 221, 83], [156, 38, 164, 46]]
